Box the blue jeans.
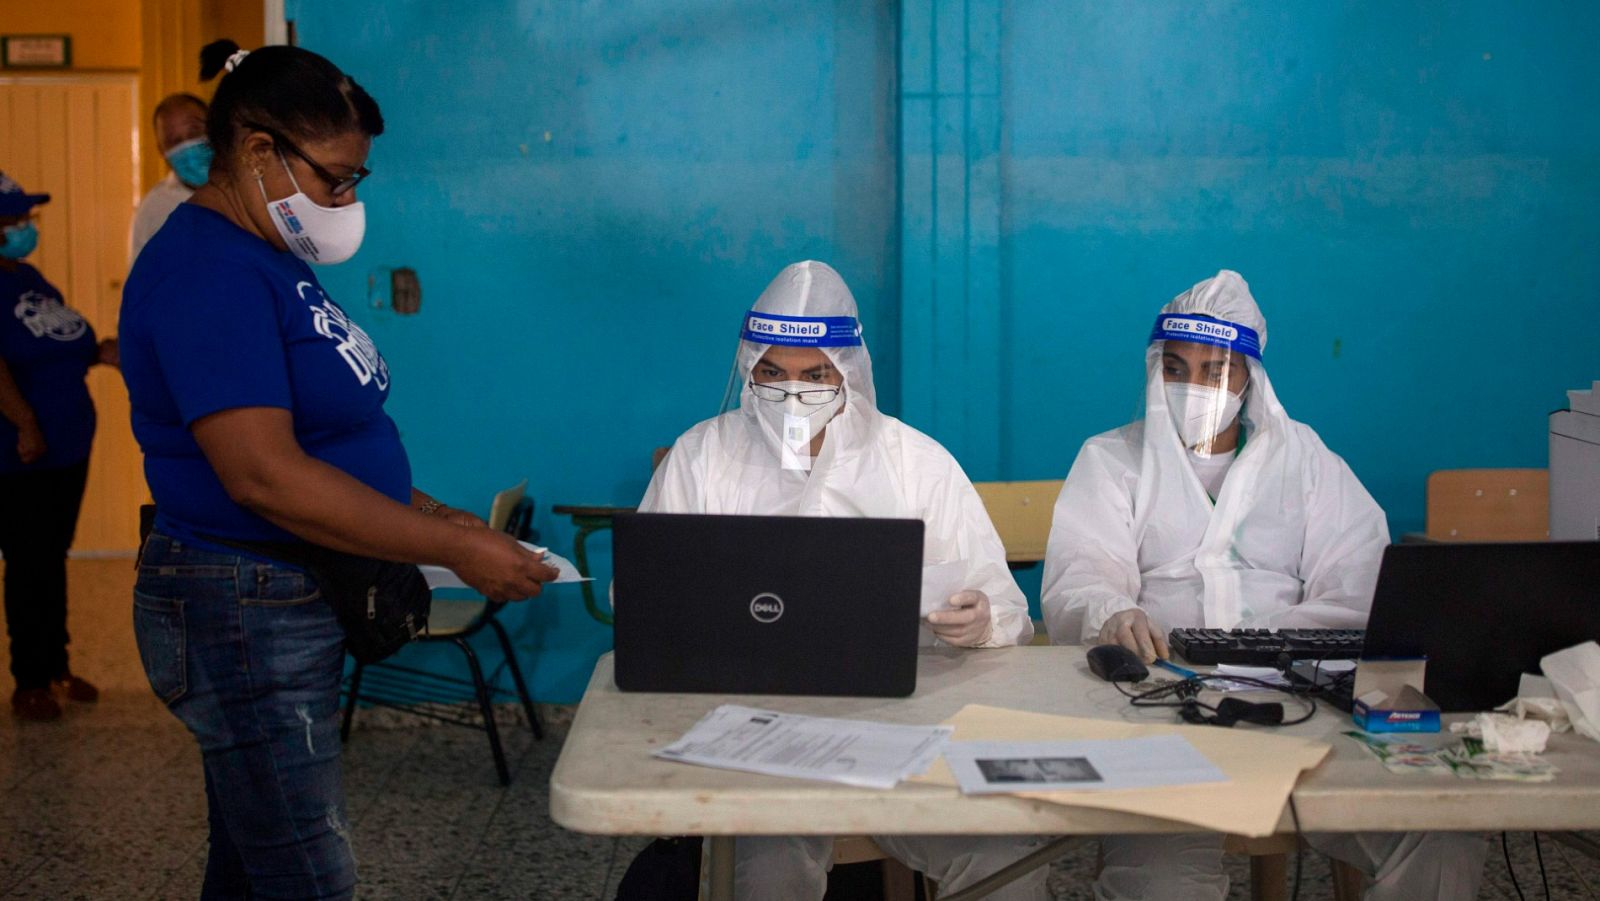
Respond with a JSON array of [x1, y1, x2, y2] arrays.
[[133, 533, 355, 900]]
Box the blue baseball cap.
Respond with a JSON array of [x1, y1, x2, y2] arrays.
[[0, 171, 51, 217]]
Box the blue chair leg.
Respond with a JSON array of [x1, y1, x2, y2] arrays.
[[456, 637, 511, 786], [341, 658, 365, 743], [489, 618, 543, 740]]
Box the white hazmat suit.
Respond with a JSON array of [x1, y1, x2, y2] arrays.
[[1043, 270, 1485, 900], [638, 260, 1044, 900], [1043, 270, 1388, 642]]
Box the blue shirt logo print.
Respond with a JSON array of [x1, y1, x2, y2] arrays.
[[297, 281, 390, 390], [14, 291, 87, 342]]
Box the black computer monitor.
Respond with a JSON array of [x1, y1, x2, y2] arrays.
[[1363, 541, 1600, 712]]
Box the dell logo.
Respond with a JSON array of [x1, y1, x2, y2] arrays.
[[750, 593, 784, 623]]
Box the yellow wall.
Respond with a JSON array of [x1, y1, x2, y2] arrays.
[[0, 0, 143, 71], [0, 0, 264, 189]]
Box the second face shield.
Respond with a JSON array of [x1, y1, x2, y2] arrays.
[[1148, 313, 1261, 455]]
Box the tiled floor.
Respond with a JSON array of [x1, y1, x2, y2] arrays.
[[3, 562, 1598, 899]]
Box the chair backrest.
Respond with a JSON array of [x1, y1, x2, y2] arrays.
[[971, 480, 1064, 563], [1425, 468, 1549, 541], [651, 446, 671, 472], [488, 480, 528, 533]]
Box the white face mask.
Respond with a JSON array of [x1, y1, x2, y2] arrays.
[[1166, 382, 1243, 449], [258, 153, 366, 265], [750, 380, 846, 471]]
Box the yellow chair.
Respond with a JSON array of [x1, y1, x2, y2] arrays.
[[973, 480, 1063, 646], [972, 479, 1063, 565], [1425, 468, 1549, 541]]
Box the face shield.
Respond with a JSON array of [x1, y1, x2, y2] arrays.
[[717, 262, 877, 472], [1147, 313, 1262, 455]]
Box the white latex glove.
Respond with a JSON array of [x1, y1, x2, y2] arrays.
[[926, 589, 994, 647], [1098, 608, 1170, 664]]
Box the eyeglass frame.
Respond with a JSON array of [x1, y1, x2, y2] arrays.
[[244, 121, 371, 198], [747, 379, 842, 406]]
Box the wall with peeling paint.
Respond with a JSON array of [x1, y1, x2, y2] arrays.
[[290, 1, 1598, 701]]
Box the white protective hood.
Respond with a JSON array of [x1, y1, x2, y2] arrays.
[[1042, 270, 1390, 642]]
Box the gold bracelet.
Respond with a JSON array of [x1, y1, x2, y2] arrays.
[[418, 499, 443, 516]]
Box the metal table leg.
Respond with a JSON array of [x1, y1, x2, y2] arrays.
[[707, 836, 736, 901]]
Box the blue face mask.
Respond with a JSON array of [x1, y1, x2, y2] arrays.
[[164, 138, 214, 188], [0, 222, 38, 260]]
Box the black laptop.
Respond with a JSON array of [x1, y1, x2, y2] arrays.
[[1362, 541, 1600, 711], [611, 512, 925, 697]]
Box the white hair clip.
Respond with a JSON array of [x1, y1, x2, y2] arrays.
[[225, 49, 250, 73]]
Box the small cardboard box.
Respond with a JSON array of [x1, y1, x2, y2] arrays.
[[1351, 658, 1441, 733], [1353, 684, 1441, 733]]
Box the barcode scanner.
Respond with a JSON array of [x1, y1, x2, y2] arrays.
[[1087, 644, 1150, 683]]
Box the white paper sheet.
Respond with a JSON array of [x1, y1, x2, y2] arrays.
[[920, 560, 968, 618], [653, 704, 954, 789], [418, 541, 591, 591], [943, 735, 1229, 795], [1211, 664, 1291, 691], [1210, 659, 1355, 692]]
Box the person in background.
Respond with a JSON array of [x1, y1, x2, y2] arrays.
[[119, 40, 557, 898], [639, 260, 1044, 900], [129, 93, 211, 262], [0, 171, 117, 722], [1042, 270, 1486, 901]]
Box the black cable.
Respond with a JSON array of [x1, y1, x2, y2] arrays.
[[1504, 832, 1527, 901], [1533, 832, 1551, 901], [1287, 794, 1304, 901], [1111, 672, 1318, 727]]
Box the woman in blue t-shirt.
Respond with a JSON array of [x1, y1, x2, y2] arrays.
[[0, 172, 118, 722], [120, 41, 558, 899]]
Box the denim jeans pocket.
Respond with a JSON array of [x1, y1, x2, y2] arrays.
[[133, 591, 187, 704], [239, 563, 322, 607]]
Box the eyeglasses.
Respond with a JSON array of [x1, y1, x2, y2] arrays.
[[246, 122, 371, 197], [748, 380, 842, 405]]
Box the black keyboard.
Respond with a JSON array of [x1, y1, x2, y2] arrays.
[[1168, 628, 1366, 666]]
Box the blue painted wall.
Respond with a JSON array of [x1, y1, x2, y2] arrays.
[[294, 1, 899, 701], [997, 3, 1600, 538], [294, 1, 1597, 700]]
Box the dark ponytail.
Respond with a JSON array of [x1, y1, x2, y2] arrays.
[[199, 39, 384, 164], [198, 38, 242, 81]]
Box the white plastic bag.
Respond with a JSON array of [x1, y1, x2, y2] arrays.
[[1541, 641, 1600, 744]]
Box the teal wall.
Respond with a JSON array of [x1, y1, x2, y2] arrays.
[[997, 3, 1600, 537], [295, 1, 1599, 702]]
